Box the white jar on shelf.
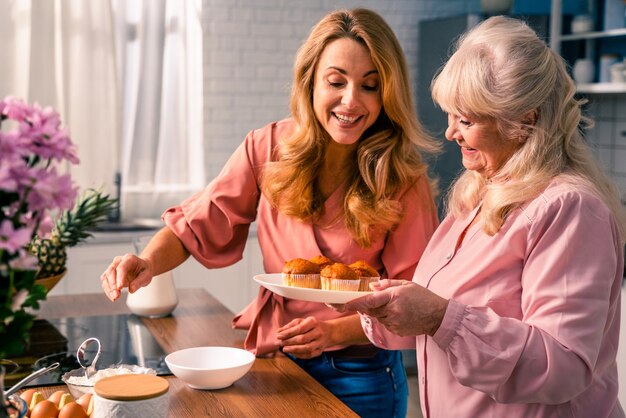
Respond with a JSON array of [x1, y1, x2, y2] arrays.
[[610, 62, 626, 83], [573, 59, 595, 84], [571, 14, 593, 33], [600, 54, 620, 83]]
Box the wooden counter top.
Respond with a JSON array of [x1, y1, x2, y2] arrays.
[[31, 288, 358, 417]]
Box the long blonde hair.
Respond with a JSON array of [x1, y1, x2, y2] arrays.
[[431, 16, 626, 240], [262, 8, 439, 247]]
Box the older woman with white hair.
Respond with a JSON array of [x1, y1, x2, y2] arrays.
[[342, 16, 626, 418]]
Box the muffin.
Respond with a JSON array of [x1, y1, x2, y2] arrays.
[[349, 260, 380, 291], [282, 258, 321, 289], [320, 263, 360, 291], [309, 254, 333, 269]]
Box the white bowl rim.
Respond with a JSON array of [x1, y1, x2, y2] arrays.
[[61, 364, 157, 387], [164, 346, 255, 372]]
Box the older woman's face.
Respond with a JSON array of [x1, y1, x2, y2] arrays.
[[445, 114, 520, 179], [312, 38, 382, 145]]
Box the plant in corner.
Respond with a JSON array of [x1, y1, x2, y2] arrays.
[[0, 96, 116, 361]]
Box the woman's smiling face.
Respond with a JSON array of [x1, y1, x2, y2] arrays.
[[445, 113, 521, 179], [312, 37, 382, 145]]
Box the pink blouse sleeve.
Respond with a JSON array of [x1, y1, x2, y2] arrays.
[[432, 191, 623, 404], [162, 128, 267, 268], [359, 314, 416, 350]]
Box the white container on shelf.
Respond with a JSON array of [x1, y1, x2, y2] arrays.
[[610, 62, 626, 83], [600, 54, 620, 82], [573, 58, 595, 84], [571, 14, 593, 33]]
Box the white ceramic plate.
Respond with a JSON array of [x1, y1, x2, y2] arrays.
[[253, 273, 372, 304]]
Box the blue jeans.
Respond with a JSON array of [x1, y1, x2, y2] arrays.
[[286, 349, 408, 418]]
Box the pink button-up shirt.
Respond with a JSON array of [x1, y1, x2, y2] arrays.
[[363, 179, 625, 418], [163, 119, 439, 356]]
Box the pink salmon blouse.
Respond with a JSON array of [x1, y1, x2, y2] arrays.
[[163, 119, 439, 356], [362, 179, 625, 418]]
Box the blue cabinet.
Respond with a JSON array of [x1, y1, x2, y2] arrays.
[[551, 0, 626, 93]]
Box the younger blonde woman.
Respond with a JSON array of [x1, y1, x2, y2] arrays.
[[100, 8, 439, 417]]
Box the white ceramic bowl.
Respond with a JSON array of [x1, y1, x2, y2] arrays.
[[61, 364, 156, 398], [165, 346, 255, 390]]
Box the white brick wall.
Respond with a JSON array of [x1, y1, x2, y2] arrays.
[[201, 1, 626, 199], [587, 96, 626, 199], [201, 0, 480, 180]]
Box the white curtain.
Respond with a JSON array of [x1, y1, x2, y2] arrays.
[[112, 0, 204, 220], [0, 0, 204, 221], [0, 0, 119, 195]]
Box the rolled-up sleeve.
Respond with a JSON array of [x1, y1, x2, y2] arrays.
[[163, 128, 265, 268]]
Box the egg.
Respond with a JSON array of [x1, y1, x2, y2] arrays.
[[75, 393, 93, 415], [29, 391, 46, 413], [19, 388, 38, 405], [58, 402, 89, 418], [30, 399, 59, 418], [58, 393, 74, 410], [20, 388, 38, 413], [48, 390, 68, 406]]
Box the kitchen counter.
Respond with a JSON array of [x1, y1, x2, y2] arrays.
[[85, 219, 258, 244], [29, 289, 357, 417]]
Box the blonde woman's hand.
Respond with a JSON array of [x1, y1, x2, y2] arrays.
[[276, 316, 332, 359], [343, 279, 449, 337], [100, 253, 154, 302]]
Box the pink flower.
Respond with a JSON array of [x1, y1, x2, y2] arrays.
[[9, 253, 39, 271], [0, 163, 18, 191], [11, 289, 29, 311], [0, 131, 28, 161], [36, 215, 55, 237], [28, 168, 78, 212], [1, 95, 82, 358], [0, 220, 33, 253], [32, 129, 80, 163], [0, 95, 79, 260], [1, 96, 31, 122]]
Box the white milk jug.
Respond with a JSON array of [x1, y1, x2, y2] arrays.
[[126, 236, 178, 318]]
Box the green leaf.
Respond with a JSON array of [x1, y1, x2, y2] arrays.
[[0, 269, 44, 359], [0, 310, 35, 358]]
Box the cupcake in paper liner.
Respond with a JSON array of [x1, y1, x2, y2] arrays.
[[282, 258, 321, 289], [309, 254, 334, 270], [356, 276, 380, 292], [349, 260, 381, 291], [320, 263, 360, 291]]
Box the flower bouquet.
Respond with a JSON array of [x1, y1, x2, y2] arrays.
[[1, 98, 118, 364], [0, 96, 83, 359]]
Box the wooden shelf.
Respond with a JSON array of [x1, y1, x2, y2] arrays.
[[576, 82, 626, 94]]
